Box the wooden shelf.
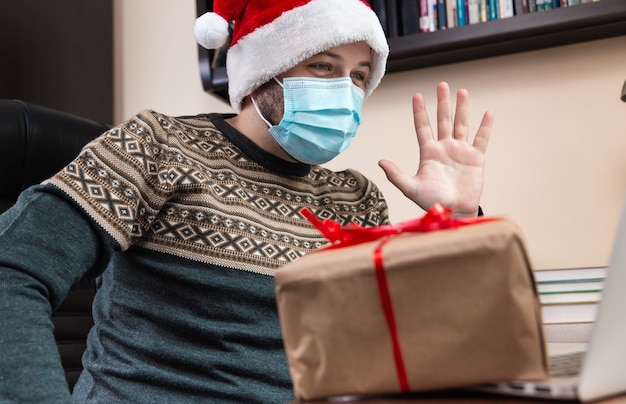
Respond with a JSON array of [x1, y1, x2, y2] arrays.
[[387, 0, 626, 72], [197, 0, 626, 101]]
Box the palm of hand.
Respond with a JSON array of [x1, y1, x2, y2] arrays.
[[378, 82, 493, 217], [410, 137, 486, 216]]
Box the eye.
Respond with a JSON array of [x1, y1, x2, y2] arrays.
[[310, 63, 331, 72], [350, 71, 368, 88], [351, 71, 366, 82]]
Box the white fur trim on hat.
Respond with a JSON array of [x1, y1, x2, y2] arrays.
[[226, 0, 389, 112]]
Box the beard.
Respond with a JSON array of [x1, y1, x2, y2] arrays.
[[254, 79, 284, 126]]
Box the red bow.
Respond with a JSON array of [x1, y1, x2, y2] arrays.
[[301, 203, 492, 248]]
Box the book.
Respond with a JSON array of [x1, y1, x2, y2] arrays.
[[456, 0, 468, 25], [543, 322, 594, 343], [539, 291, 602, 305], [446, 0, 457, 27], [431, 0, 439, 30], [480, 0, 488, 21], [537, 280, 604, 294], [400, 0, 421, 35], [419, 0, 435, 32], [386, 0, 401, 37], [533, 266, 607, 283], [513, 0, 529, 14], [534, 267, 607, 325], [500, 0, 514, 17], [535, 0, 543, 10], [370, 0, 388, 36], [541, 302, 599, 324], [437, 0, 448, 29], [488, 0, 499, 19], [468, 0, 480, 23]]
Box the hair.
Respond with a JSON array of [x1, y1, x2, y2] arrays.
[[252, 79, 284, 126]]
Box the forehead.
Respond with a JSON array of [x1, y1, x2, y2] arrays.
[[303, 41, 372, 64]]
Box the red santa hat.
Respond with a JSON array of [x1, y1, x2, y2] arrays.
[[194, 0, 389, 112]]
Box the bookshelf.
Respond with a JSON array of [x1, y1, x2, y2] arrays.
[[197, 0, 626, 101], [387, 0, 626, 72]]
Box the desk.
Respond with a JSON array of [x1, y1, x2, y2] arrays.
[[291, 389, 626, 403]]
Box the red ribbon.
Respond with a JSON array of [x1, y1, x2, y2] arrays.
[[301, 203, 495, 392], [373, 236, 410, 391], [300, 203, 493, 250]]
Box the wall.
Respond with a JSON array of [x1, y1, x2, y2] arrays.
[[113, 0, 231, 122], [114, 0, 626, 270]]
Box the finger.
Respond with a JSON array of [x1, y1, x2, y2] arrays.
[[453, 88, 470, 142], [472, 110, 494, 154], [437, 82, 453, 140], [412, 92, 434, 147], [378, 159, 415, 197]]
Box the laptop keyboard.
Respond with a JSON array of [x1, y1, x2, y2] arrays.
[[550, 351, 586, 377]]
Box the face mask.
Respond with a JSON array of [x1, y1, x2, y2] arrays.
[[252, 77, 364, 165]]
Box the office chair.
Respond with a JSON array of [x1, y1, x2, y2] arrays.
[[0, 99, 110, 390]]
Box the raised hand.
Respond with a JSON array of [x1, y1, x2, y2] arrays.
[[378, 82, 494, 217]]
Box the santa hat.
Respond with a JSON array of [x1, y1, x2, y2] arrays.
[[194, 0, 389, 112]]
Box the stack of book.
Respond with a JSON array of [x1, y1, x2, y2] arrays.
[[367, 0, 601, 37], [533, 267, 607, 342]]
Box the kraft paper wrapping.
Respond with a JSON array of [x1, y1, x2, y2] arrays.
[[275, 219, 549, 400]]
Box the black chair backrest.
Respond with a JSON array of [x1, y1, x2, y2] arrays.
[[0, 99, 110, 390]]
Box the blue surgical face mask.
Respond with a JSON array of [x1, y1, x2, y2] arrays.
[[252, 77, 365, 165]]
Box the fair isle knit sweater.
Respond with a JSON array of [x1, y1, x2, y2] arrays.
[[0, 112, 389, 403]]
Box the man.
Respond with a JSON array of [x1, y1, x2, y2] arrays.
[[0, 0, 492, 402]]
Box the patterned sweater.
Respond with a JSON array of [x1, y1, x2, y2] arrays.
[[0, 112, 389, 403]]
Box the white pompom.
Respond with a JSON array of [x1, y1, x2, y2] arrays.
[[194, 12, 230, 49]]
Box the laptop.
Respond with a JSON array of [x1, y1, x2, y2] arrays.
[[476, 197, 626, 402]]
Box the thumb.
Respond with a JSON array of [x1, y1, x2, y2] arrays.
[[378, 159, 415, 197]]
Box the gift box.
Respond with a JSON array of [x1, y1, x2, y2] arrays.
[[275, 204, 549, 400]]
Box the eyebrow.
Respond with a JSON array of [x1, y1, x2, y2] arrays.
[[320, 51, 372, 70]]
